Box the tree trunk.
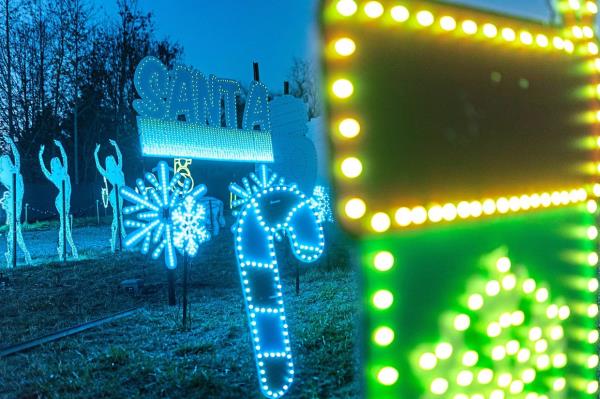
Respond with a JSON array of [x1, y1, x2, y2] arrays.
[[5, 0, 13, 139]]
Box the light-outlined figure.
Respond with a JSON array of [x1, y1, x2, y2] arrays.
[[94, 139, 126, 252], [39, 140, 78, 260], [0, 136, 32, 267], [229, 165, 325, 399]]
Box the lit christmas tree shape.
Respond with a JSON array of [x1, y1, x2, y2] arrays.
[[120, 161, 209, 268], [412, 250, 578, 399], [229, 165, 325, 399]]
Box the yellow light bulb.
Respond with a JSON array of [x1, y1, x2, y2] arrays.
[[373, 326, 395, 346], [442, 203, 457, 221], [340, 157, 362, 178], [419, 352, 437, 370], [502, 27, 516, 41], [520, 31, 533, 45], [334, 37, 356, 56], [483, 23, 498, 38], [552, 36, 564, 49], [435, 342, 453, 359], [372, 289, 393, 309], [338, 118, 360, 138], [454, 314, 470, 331], [416, 10, 434, 27], [336, 0, 357, 16], [570, 0, 581, 10], [457, 201, 470, 219], [462, 20, 477, 35], [374, 251, 394, 271], [364, 1, 384, 18], [564, 39, 575, 53], [482, 199, 496, 215], [377, 366, 398, 385], [590, 42, 600, 55], [477, 369, 493, 384], [430, 378, 449, 395], [332, 78, 353, 98], [440, 16, 456, 31], [371, 212, 391, 232], [496, 257, 511, 272], [390, 5, 409, 22], [395, 207, 411, 226], [588, 278, 599, 292], [344, 198, 366, 219], [587, 381, 599, 394], [535, 34, 548, 47], [468, 294, 484, 310], [428, 205, 443, 223], [411, 206, 427, 224]]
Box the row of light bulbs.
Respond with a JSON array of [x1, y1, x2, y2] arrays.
[[343, 188, 593, 233], [333, 0, 584, 54], [329, 1, 600, 232]]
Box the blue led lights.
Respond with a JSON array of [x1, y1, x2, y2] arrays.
[[133, 56, 274, 163], [138, 117, 274, 162], [229, 165, 325, 398], [120, 161, 209, 268]]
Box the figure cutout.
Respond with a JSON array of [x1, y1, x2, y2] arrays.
[[94, 139, 126, 252], [39, 140, 78, 260], [0, 136, 32, 267]]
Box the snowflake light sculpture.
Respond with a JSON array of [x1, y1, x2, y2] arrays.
[[311, 185, 334, 224], [120, 161, 208, 269], [171, 195, 210, 257]]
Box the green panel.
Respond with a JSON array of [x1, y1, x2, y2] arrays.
[[362, 206, 598, 398]]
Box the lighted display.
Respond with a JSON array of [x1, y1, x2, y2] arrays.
[[138, 117, 274, 162], [312, 185, 334, 224], [39, 140, 78, 260], [0, 136, 31, 266], [323, 0, 599, 398], [120, 161, 209, 269], [133, 56, 274, 162], [94, 140, 126, 252], [229, 165, 325, 399], [413, 252, 575, 398]]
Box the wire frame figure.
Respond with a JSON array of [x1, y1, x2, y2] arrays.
[[94, 139, 126, 252], [0, 136, 32, 267], [39, 140, 78, 260]]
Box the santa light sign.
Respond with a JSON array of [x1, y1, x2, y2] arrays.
[[133, 56, 274, 162]]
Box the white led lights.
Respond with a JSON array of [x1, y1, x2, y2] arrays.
[[120, 161, 209, 269], [138, 117, 274, 162]]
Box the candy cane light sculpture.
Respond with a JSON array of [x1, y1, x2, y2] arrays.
[[229, 165, 325, 399]]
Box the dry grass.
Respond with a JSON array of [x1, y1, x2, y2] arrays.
[[0, 223, 359, 398]]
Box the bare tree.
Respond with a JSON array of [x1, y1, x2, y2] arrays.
[[288, 58, 321, 120], [3, 0, 14, 138]]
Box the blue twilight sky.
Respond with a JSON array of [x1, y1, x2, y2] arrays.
[[93, 0, 551, 90]]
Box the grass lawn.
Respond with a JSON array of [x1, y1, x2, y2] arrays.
[[0, 222, 360, 398]]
